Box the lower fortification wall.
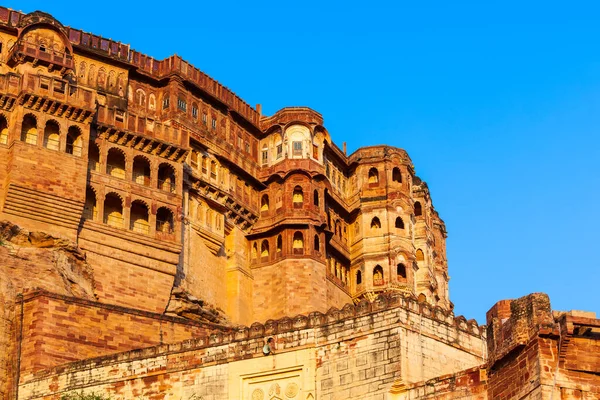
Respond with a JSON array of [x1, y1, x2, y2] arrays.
[[17, 292, 486, 400], [16, 291, 226, 378]]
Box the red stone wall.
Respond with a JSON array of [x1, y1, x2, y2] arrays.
[[17, 291, 220, 375]]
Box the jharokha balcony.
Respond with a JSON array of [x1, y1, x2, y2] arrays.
[[9, 41, 74, 72]]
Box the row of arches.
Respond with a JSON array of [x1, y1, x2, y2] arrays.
[[367, 166, 403, 185], [17, 114, 83, 155], [89, 143, 177, 193], [356, 263, 407, 287], [78, 62, 125, 95], [84, 187, 175, 234], [369, 216, 406, 230], [260, 187, 321, 214], [251, 231, 314, 260]]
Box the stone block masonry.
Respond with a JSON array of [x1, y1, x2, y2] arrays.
[[17, 291, 486, 399]]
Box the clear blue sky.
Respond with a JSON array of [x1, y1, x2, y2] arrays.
[[11, 1, 600, 323]]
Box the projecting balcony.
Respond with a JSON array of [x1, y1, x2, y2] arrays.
[[18, 73, 95, 121], [9, 41, 75, 72]]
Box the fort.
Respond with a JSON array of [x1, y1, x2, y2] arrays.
[[0, 7, 598, 400]]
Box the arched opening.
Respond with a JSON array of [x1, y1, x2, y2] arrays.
[[196, 203, 204, 224], [43, 120, 60, 151], [210, 160, 217, 180], [130, 200, 150, 234], [293, 186, 304, 208], [397, 263, 407, 279], [392, 167, 402, 183], [335, 220, 342, 238], [66, 126, 83, 156], [88, 142, 100, 171], [314, 234, 320, 251], [158, 163, 176, 193], [373, 265, 384, 286], [356, 270, 362, 285], [370, 217, 381, 229], [276, 235, 282, 253], [416, 249, 425, 262], [106, 148, 126, 179], [103, 193, 123, 228], [313, 189, 319, 207], [261, 240, 269, 259], [132, 156, 151, 186], [260, 194, 269, 213], [21, 114, 38, 145], [206, 209, 213, 229], [0, 115, 8, 144], [368, 167, 379, 184], [418, 293, 427, 303], [252, 242, 258, 259], [83, 187, 97, 221], [293, 231, 304, 254], [156, 207, 174, 234], [395, 217, 404, 229], [414, 201, 423, 217]]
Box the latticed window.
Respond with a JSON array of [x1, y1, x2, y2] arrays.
[[292, 141, 302, 156]]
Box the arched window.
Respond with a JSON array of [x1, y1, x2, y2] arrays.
[[196, 203, 205, 224], [106, 148, 126, 179], [88, 142, 100, 171], [87, 65, 96, 86], [371, 217, 381, 229], [368, 167, 379, 184], [252, 242, 258, 259], [261, 240, 269, 258], [314, 234, 320, 251], [201, 156, 208, 174], [335, 220, 342, 238], [416, 249, 425, 262], [83, 187, 97, 221], [130, 200, 150, 234], [0, 114, 8, 144], [397, 263, 407, 279], [132, 156, 151, 186], [395, 217, 404, 229], [293, 186, 303, 208], [78, 62, 86, 80], [158, 163, 176, 193], [66, 126, 83, 156], [313, 189, 319, 207], [135, 89, 146, 106], [43, 120, 60, 151], [156, 207, 175, 234], [373, 265, 384, 286], [414, 201, 423, 217], [392, 167, 402, 183], [356, 270, 363, 285], [210, 161, 217, 180], [277, 235, 282, 253], [21, 114, 38, 145], [293, 231, 304, 254], [103, 193, 123, 228], [260, 194, 269, 213], [206, 209, 213, 229], [354, 221, 360, 236], [418, 293, 427, 303]]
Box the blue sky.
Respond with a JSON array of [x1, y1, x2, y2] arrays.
[[10, 1, 600, 323]]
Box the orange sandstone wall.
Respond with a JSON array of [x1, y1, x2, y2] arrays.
[[17, 291, 220, 375], [252, 258, 328, 322]]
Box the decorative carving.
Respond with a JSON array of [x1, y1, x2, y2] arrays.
[[268, 383, 281, 397], [285, 382, 299, 398], [251, 388, 264, 400]]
